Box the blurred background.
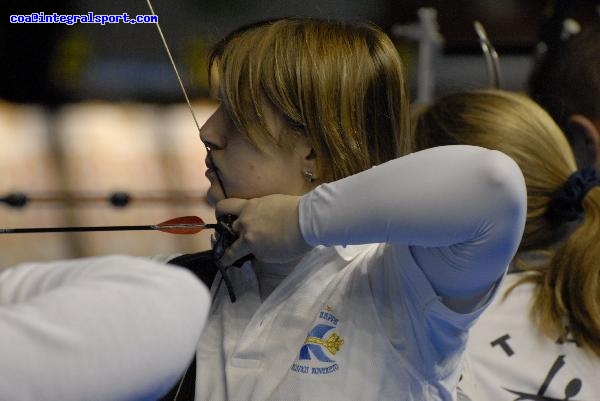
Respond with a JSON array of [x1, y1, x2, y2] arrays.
[[1, 0, 599, 268]]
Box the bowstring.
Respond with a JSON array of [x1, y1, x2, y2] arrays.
[[145, 0, 202, 135], [145, 0, 236, 307]]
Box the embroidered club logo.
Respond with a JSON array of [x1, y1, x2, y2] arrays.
[[291, 305, 344, 376], [299, 324, 343, 362]]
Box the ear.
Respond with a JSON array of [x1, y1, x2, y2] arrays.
[[291, 134, 318, 183], [566, 114, 600, 169], [300, 141, 317, 169]]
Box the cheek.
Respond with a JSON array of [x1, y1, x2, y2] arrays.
[[230, 158, 258, 181], [220, 137, 303, 196], [239, 161, 269, 187], [245, 161, 256, 173], [227, 160, 284, 197], [218, 157, 263, 196]]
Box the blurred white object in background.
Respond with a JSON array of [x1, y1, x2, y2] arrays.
[[55, 102, 213, 257], [0, 102, 72, 269]]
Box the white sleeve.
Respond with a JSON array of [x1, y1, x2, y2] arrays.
[[299, 145, 526, 306], [0, 255, 210, 401]]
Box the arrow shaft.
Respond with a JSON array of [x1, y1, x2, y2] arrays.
[[0, 223, 215, 234], [0, 226, 155, 234]]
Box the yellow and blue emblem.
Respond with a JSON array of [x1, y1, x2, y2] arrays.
[[291, 305, 344, 375]]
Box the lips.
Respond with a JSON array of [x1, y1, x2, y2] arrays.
[[205, 156, 215, 170], [204, 156, 219, 179], [204, 151, 229, 197]]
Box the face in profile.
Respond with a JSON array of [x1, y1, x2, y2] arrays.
[[200, 103, 314, 206]]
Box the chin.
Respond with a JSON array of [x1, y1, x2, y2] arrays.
[[206, 195, 220, 207], [205, 188, 222, 206]]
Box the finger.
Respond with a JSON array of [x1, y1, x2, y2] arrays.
[[219, 237, 253, 267], [215, 198, 247, 218], [230, 218, 242, 233]]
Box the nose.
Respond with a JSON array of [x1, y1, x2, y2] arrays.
[[200, 107, 227, 151]]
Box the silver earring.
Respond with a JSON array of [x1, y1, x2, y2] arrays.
[[303, 169, 315, 183]]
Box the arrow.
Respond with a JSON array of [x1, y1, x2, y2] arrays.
[[0, 216, 216, 235]]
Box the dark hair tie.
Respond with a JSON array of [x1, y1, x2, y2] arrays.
[[547, 167, 600, 222]]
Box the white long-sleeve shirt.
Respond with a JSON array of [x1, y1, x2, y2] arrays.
[[0, 255, 210, 401], [195, 145, 527, 400], [463, 272, 600, 400]]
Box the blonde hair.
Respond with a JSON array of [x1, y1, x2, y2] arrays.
[[209, 17, 410, 182], [413, 89, 600, 356]]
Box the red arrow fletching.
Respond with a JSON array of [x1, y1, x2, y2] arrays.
[[156, 215, 206, 234]]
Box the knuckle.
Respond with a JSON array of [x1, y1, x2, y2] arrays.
[[243, 232, 257, 246]]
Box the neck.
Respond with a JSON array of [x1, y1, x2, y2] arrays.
[[251, 256, 305, 299]]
